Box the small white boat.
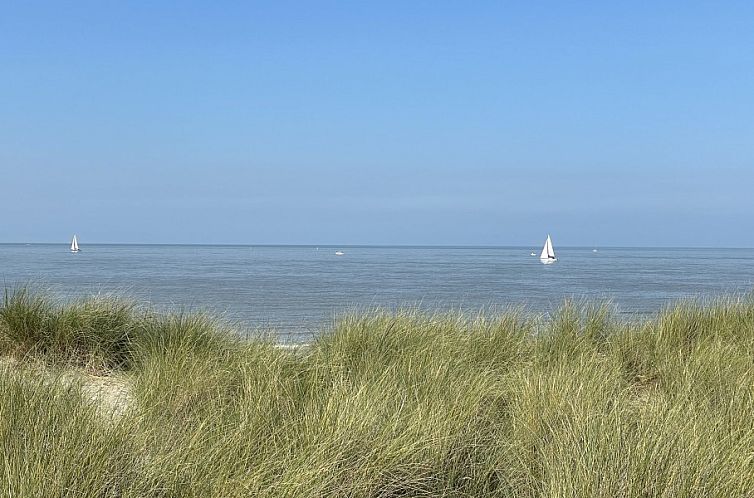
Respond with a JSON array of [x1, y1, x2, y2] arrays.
[[539, 234, 556, 264], [593, 249, 598, 253], [335, 251, 344, 256], [70, 235, 80, 253], [530, 252, 536, 256]]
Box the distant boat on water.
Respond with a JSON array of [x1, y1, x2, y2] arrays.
[[335, 251, 344, 256], [539, 235, 556, 264], [70, 235, 80, 253]]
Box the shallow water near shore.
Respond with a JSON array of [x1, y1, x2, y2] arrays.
[[1, 244, 753, 341]]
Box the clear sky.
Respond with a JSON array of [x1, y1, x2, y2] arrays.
[[2, 1, 753, 246]]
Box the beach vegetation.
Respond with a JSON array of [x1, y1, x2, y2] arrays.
[[1, 288, 753, 496]]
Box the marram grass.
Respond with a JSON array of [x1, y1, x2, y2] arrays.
[[1, 288, 754, 497]]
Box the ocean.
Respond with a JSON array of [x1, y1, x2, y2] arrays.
[[1, 244, 753, 341]]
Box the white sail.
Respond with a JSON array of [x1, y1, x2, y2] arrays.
[[71, 235, 79, 252], [539, 235, 555, 261], [539, 235, 549, 259]]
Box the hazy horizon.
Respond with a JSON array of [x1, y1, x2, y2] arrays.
[[2, 241, 754, 250], [2, 2, 753, 247]]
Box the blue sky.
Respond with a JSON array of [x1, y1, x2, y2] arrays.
[[2, 1, 753, 246]]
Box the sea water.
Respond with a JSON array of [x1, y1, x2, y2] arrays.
[[1, 244, 753, 341]]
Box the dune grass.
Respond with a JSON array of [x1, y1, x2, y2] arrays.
[[0, 287, 138, 370], [1, 287, 754, 496]]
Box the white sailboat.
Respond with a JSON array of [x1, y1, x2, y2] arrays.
[[539, 234, 556, 264], [70, 235, 80, 253]]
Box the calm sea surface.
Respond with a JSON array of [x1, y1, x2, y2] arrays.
[[1, 244, 753, 341]]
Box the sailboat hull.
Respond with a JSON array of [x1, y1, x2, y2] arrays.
[[540, 258, 556, 264]]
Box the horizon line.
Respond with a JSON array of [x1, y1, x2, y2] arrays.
[[1, 242, 753, 250]]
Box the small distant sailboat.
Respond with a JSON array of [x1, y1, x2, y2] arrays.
[[335, 250, 344, 256], [539, 234, 556, 264], [70, 234, 80, 253]]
